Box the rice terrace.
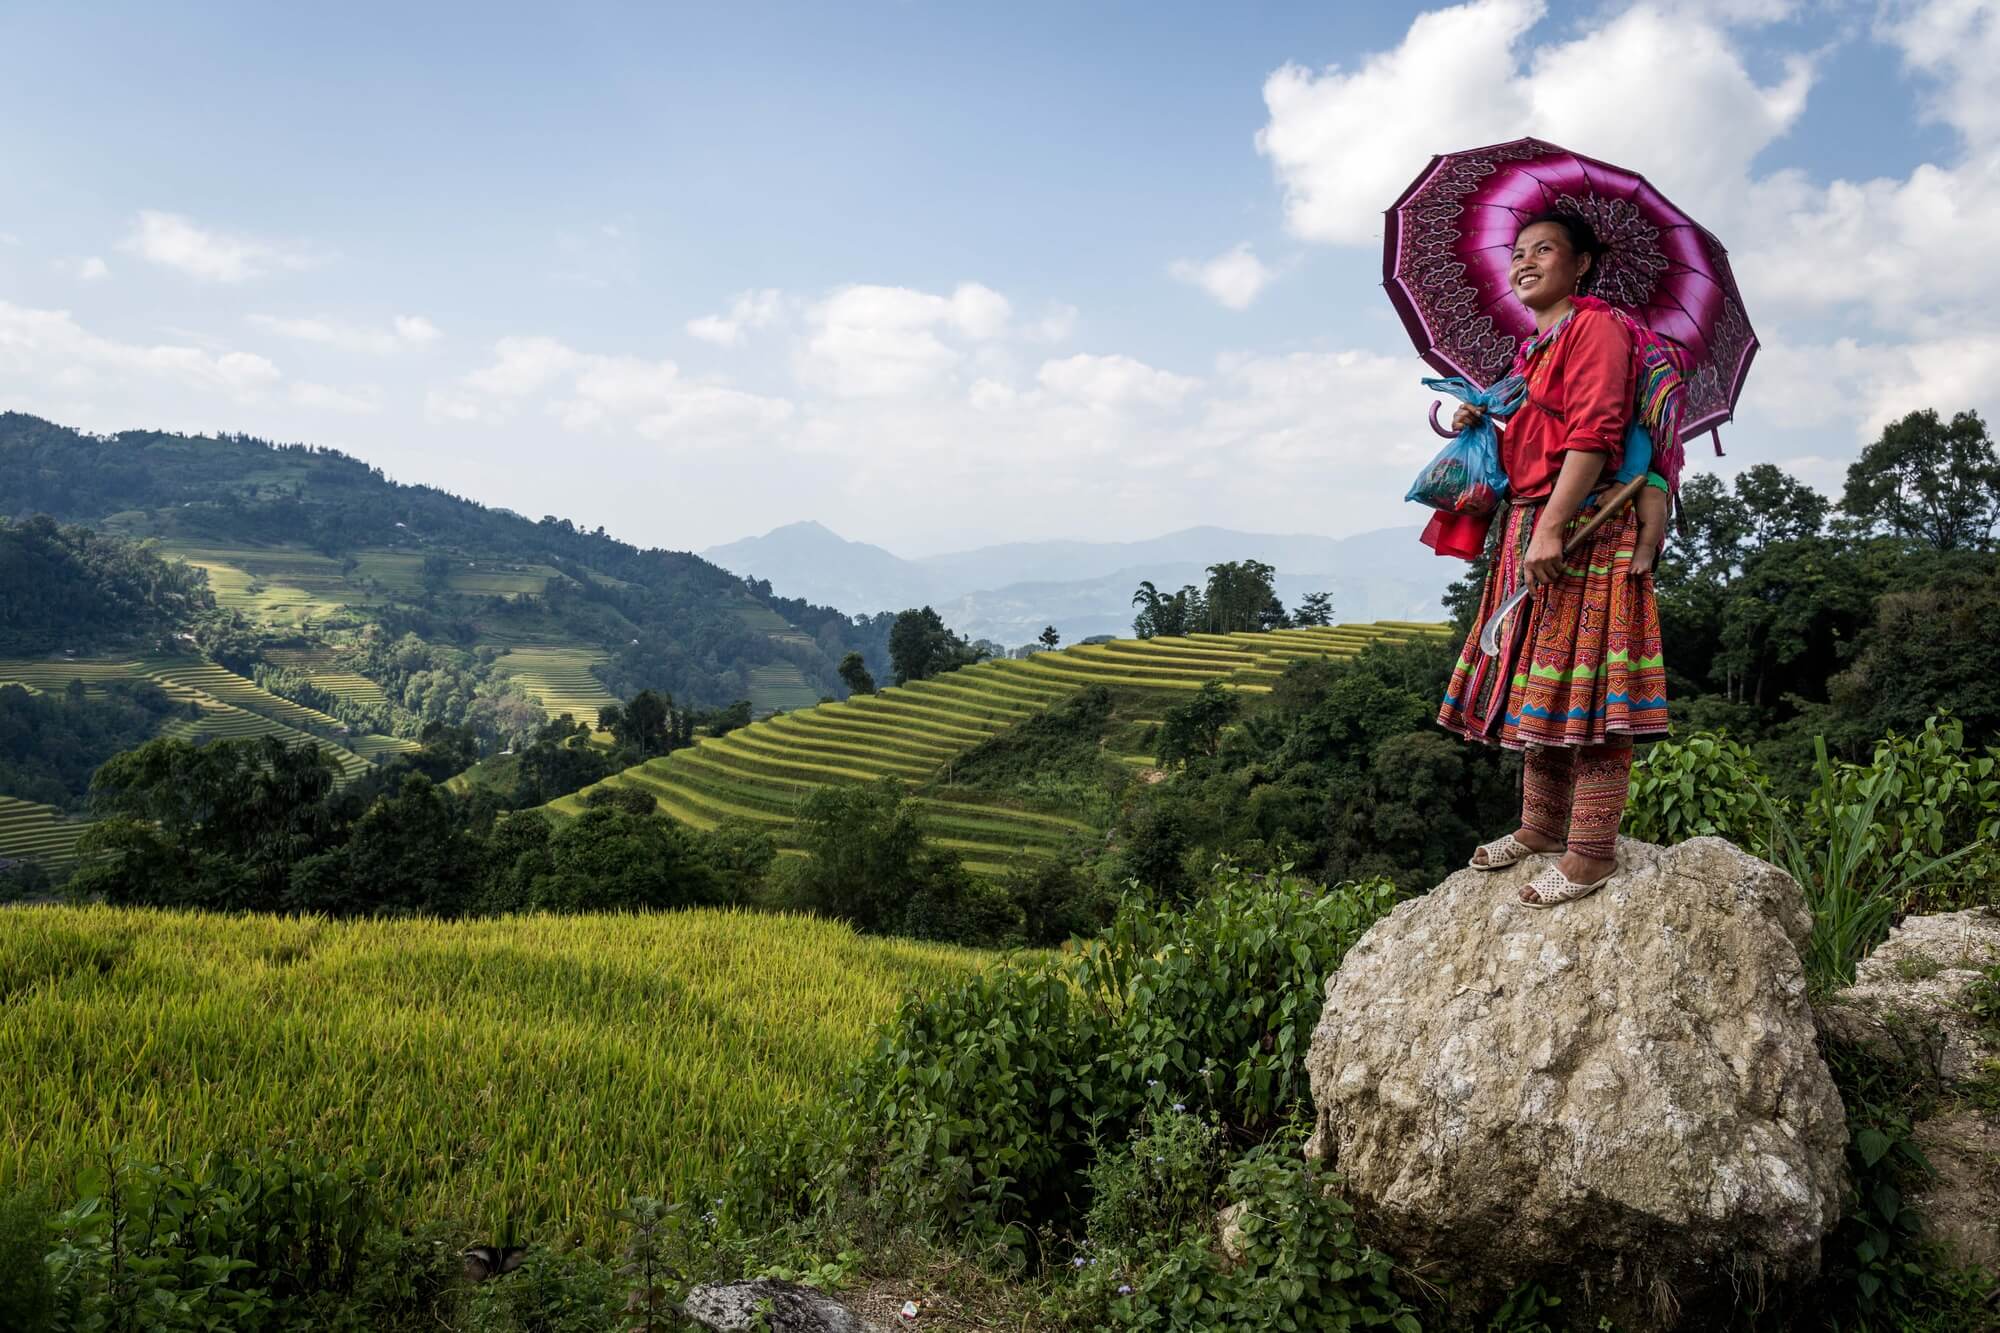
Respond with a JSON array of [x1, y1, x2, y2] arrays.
[[5, 3, 1999, 1327]]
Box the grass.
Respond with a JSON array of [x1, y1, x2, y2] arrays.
[[0, 905, 995, 1248], [568, 623, 1446, 875]]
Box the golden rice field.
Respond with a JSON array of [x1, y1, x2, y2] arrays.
[[491, 644, 623, 728], [0, 906, 993, 1247], [562, 622, 1448, 876]]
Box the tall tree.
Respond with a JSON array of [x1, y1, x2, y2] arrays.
[[1131, 581, 1204, 639], [838, 651, 875, 696], [1201, 560, 1281, 633], [1841, 408, 2000, 551], [1037, 625, 1061, 651]]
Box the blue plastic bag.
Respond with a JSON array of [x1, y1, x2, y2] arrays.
[[1404, 375, 1526, 516]]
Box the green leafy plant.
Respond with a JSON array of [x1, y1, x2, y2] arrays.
[[1623, 731, 1774, 847]]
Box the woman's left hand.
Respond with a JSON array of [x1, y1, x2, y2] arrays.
[[1523, 529, 1565, 586]]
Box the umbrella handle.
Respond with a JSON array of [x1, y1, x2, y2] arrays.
[[1428, 401, 1459, 439]]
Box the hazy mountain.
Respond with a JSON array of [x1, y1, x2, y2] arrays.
[[704, 521, 1459, 647]]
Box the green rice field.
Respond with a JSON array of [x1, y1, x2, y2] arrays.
[[0, 906, 993, 1244], [0, 657, 395, 864], [563, 622, 1447, 875], [492, 644, 623, 728], [0, 796, 88, 874]]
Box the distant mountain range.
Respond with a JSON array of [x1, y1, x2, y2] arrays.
[[702, 521, 1459, 646]]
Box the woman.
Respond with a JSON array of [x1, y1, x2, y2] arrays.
[[1436, 211, 1670, 908]]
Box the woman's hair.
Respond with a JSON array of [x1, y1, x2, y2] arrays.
[[1518, 210, 1604, 293]]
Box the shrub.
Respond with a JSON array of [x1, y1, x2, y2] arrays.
[[1057, 1127, 1416, 1332], [43, 1146, 380, 1329], [806, 866, 1403, 1257], [0, 1189, 56, 1333], [1623, 731, 1773, 847]]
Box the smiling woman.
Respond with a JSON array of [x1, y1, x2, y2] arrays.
[[1438, 209, 1673, 910]]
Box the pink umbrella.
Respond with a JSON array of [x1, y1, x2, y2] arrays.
[[1383, 136, 1755, 451]]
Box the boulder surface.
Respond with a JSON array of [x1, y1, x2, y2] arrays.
[[1817, 907, 2000, 1273], [680, 1279, 887, 1333], [1304, 837, 1847, 1328]]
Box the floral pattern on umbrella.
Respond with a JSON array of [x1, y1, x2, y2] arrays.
[[1383, 136, 1757, 443]]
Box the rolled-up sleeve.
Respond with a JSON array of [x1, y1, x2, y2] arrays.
[[1557, 311, 1633, 458]]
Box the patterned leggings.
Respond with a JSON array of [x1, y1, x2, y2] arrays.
[[1521, 743, 1634, 860]]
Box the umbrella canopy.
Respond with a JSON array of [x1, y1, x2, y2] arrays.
[[1383, 136, 1755, 444]]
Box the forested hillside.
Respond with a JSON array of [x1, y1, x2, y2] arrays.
[[0, 413, 888, 712]]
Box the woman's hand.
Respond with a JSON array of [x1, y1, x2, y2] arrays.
[[1451, 403, 1486, 433], [1523, 527, 1565, 587]]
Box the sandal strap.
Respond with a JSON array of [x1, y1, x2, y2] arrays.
[[1522, 864, 1608, 906]]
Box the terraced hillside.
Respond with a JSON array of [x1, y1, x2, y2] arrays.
[[262, 647, 392, 711], [0, 796, 87, 874], [491, 645, 622, 728], [0, 656, 380, 788], [562, 621, 1446, 876], [733, 606, 826, 713]]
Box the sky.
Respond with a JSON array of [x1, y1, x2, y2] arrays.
[[1, 0, 1995, 558]]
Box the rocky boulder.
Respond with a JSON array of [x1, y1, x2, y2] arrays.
[[1817, 908, 2000, 1273], [680, 1279, 888, 1333], [1303, 837, 1847, 1329]]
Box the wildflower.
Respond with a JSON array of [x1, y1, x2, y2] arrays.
[[1172, 1102, 1185, 1113], [1119, 1284, 1133, 1295], [1073, 1255, 1087, 1268], [1146, 1079, 1158, 1088]]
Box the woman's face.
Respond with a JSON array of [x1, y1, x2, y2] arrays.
[[1509, 221, 1591, 313]]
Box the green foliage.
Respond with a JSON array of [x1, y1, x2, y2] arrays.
[[788, 780, 1005, 943], [836, 651, 875, 697], [1058, 1127, 1415, 1332], [463, 1247, 619, 1333], [1842, 407, 2000, 551], [1155, 682, 1238, 769], [0, 1188, 57, 1333], [889, 607, 985, 684], [1130, 581, 1204, 639], [798, 866, 1401, 1252], [1622, 732, 1773, 847], [0, 680, 196, 809], [946, 685, 1121, 806], [0, 515, 215, 654], [42, 1146, 380, 1330]]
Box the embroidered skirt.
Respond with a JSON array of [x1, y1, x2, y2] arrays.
[[1437, 500, 1668, 749]]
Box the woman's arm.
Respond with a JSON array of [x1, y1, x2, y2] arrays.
[[1523, 449, 1608, 586]]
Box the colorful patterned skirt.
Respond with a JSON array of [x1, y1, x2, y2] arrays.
[[1437, 499, 1668, 749]]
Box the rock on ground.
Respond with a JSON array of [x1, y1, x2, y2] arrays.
[[680, 1279, 889, 1333], [1303, 837, 1847, 1330], [1818, 907, 2000, 1274]]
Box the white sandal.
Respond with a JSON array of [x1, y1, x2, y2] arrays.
[[1518, 863, 1612, 909], [1468, 833, 1537, 871]]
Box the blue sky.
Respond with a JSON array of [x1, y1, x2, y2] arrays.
[[2, 1, 1994, 556]]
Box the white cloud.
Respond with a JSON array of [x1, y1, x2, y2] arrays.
[[1256, 0, 1810, 246], [1038, 353, 1199, 409], [801, 282, 1014, 397], [687, 289, 783, 346], [121, 210, 320, 283], [450, 336, 793, 442], [1170, 244, 1276, 310], [249, 313, 443, 355], [0, 300, 281, 402]]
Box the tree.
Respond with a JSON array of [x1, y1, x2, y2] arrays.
[[787, 779, 1005, 942], [1294, 592, 1334, 627], [1202, 560, 1281, 634], [1037, 625, 1061, 651], [1156, 681, 1240, 768], [1842, 408, 2000, 551], [838, 651, 875, 696], [888, 607, 984, 684], [1132, 581, 1204, 639]]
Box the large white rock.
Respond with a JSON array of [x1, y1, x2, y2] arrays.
[[1303, 837, 1847, 1329]]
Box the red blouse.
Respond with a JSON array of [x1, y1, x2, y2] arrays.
[[1498, 307, 1634, 499]]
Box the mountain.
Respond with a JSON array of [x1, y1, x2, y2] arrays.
[[0, 414, 882, 712], [704, 521, 1458, 647]]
